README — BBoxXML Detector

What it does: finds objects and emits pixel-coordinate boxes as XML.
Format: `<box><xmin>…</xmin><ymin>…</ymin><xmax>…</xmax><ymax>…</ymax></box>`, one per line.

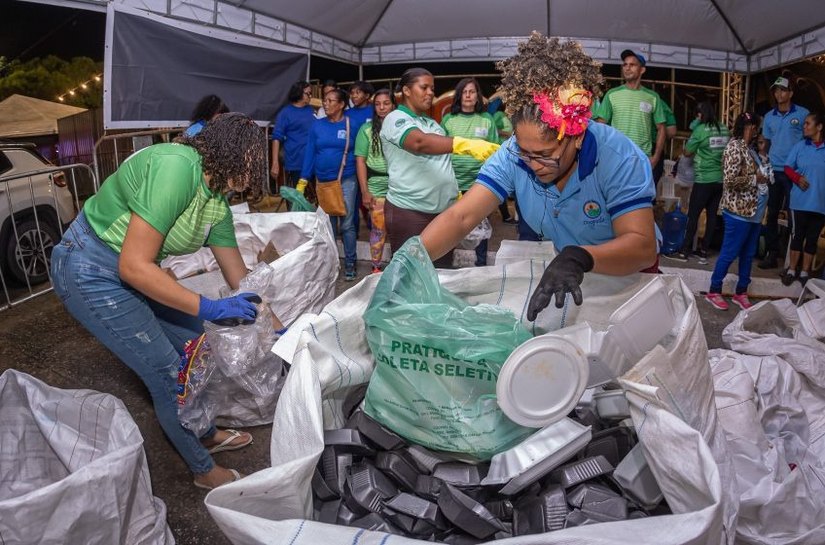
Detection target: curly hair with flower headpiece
<box><xmin>497</xmin><ymin>32</ymin><xmax>604</xmax><ymax>139</ymax></box>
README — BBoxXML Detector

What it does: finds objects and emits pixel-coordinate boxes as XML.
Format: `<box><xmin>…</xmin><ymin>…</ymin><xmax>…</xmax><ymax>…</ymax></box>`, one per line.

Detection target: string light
<box><xmin>57</xmin><ymin>73</ymin><xmax>103</xmax><ymax>102</ymax></box>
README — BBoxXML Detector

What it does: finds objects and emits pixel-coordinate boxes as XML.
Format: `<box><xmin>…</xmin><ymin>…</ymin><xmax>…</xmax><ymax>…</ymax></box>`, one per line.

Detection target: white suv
<box><xmin>0</xmin><ymin>143</ymin><xmax>78</xmax><ymax>285</ymax></box>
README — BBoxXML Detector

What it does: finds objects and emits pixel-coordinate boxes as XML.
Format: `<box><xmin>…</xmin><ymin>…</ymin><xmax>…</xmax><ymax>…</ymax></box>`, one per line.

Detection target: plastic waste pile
<box><xmin>206</xmin><ymin>240</ymin><xmax>734</xmax><ymax>545</ymax></box>
<box><xmin>308</xmin><ymin>245</ymin><xmax>677</xmax><ymax>540</ymax></box>
<box><xmin>310</xmin><ymin>383</ymin><xmax>668</xmax><ymax>541</ymax></box>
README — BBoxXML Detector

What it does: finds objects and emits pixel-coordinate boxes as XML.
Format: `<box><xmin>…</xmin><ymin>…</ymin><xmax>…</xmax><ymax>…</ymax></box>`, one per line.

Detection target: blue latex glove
<box><xmin>198</xmin><ymin>292</ymin><xmax>261</xmax><ymax>326</ymax></box>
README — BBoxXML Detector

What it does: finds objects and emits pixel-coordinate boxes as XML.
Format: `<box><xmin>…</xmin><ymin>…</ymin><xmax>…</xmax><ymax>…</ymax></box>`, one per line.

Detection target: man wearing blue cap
<box><xmin>759</xmin><ymin>75</ymin><xmax>810</xmax><ymax>269</ymax></box>
<box><xmin>595</xmin><ymin>49</ymin><xmax>667</xmax><ymax>172</ymax></box>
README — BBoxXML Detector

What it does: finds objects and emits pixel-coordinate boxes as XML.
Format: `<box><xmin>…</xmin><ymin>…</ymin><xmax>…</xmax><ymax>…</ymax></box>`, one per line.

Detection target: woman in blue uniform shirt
<box><xmin>421</xmin><ymin>33</ymin><xmax>658</xmax><ymax>320</ymax></box>
<box><xmin>782</xmin><ymin>112</ymin><xmax>825</xmax><ymax>286</ymax></box>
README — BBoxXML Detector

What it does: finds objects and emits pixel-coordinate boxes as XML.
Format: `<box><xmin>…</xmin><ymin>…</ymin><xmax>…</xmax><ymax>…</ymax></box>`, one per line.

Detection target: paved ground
<box><xmin>0</xmin><ymin>202</ymin><xmax>760</xmax><ymax>544</ymax></box>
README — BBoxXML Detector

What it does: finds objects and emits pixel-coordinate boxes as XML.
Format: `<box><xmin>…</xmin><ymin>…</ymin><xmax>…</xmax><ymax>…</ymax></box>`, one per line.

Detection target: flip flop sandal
<box><xmin>193</xmin><ymin>468</ymin><xmax>242</xmax><ymax>490</ymax></box>
<box><xmin>207</xmin><ymin>429</ymin><xmax>253</xmax><ymax>454</ymax></box>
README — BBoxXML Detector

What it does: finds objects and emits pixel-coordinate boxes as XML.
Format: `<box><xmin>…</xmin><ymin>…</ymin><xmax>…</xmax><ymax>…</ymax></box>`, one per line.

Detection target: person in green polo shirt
<box><xmin>595</xmin><ymin>49</ymin><xmax>667</xmax><ymax>167</ymax></box>
<box><xmin>666</xmin><ymin>101</ymin><xmax>730</xmax><ymax>262</ymax></box>
<box><xmin>355</xmin><ymin>88</ymin><xmax>396</xmax><ymax>273</ymax></box>
<box><xmin>380</xmin><ymin>67</ymin><xmax>499</xmax><ymax>268</ymax></box>
<box><xmin>441</xmin><ymin>77</ymin><xmax>500</xmax><ymax>266</ymax></box>
<box><xmin>50</xmin><ymin>113</ymin><xmax>265</xmax><ymax>491</ymax></box>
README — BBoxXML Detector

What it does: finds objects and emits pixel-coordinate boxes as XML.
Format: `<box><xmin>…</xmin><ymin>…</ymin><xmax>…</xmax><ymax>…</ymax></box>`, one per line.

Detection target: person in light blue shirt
<box><xmin>781</xmin><ymin>112</ymin><xmax>825</xmax><ymax>286</ymax></box>
<box><xmin>420</xmin><ymin>33</ymin><xmax>658</xmax><ymax>321</ymax></box>
<box><xmin>184</xmin><ymin>95</ymin><xmax>228</xmax><ymax>136</ymax></box>
<box><xmin>475</xmin><ymin>123</ymin><xmax>653</xmax><ymax>250</ymax></box>
<box><xmin>759</xmin><ymin>76</ymin><xmax>810</xmax><ymax>269</ymax></box>
<box><xmin>271</xmin><ymin>81</ymin><xmax>316</xmax><ymax>190</ymax></box>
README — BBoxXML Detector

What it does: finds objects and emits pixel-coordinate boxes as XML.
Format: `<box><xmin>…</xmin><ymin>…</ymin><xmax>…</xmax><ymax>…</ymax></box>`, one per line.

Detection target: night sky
<box><xmin>1</xmin><ymin>0</ymin><xmax>106</xmax><ymax>62</ymax></box>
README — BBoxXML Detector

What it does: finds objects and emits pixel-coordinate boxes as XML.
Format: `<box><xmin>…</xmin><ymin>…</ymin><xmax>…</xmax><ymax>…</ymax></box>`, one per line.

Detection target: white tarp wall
<box><xmin>97</xmin><ymin>0</ymin><xmax>825</xmax><ymax>72</ymax></box>
<box><xmin>21</xmin><ymin>0</ymin><xmax>825</xmax><ymax>125</ymax></box>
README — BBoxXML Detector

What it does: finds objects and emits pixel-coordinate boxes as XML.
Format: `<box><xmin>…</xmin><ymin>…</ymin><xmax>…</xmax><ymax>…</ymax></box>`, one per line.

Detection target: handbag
<box><xmin>315</xmin><ymin>117</ymin><xmax>350</xmax><ymax>217</ymax></box>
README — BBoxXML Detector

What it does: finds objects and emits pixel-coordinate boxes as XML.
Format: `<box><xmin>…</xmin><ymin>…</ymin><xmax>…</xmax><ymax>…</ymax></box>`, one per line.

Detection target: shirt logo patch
<box><xmin>583</xmin><ymin>201</ymin><xmax>602</xmax><ymax>219</ymax></box>
<box><xmin>639</xmin><ymin>101</ymin><xmax>653</xmax><ymax>114</ymax></box>
<box><xmin>337</xmin><ymin>130</ymin><xmax>347</xmax><ymax>139</ymax></box>
<box><xmin>395</xmin><ymin>118</ymin><xmax>407</xmax><ymax>128</ymax></box>
<box><xmin>791</xmin><ymin>118</ymin><xmax>800</xmax><ymax>126</ymax></box>
<box><xmin>709</xmin><ymin>136</ymin><xmax>729</xmax><ymax>149</ymax></box>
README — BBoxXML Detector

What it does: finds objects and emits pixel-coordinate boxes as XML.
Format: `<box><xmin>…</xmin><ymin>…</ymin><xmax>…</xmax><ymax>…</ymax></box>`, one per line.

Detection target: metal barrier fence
<box><xmin>1</xmin><ymin>163</ymin><xmax>95</xmax><ymax>311</ymax></box>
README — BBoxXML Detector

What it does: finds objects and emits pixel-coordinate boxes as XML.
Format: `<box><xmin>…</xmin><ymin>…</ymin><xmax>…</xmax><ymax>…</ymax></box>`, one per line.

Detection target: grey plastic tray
<box><xmin>437</xmin><ymin>483</ymin><xmax>505</xmax><ymax>539</ymax></box>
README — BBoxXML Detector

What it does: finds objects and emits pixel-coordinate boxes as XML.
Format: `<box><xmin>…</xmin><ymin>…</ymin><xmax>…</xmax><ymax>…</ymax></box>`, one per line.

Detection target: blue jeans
<box><xmin>710</xmin><ymin>214</ymin><xmax>761</xmax><ymax>294</ymax></box>
<box><xmin>50</xmin><ymin>212</ymin><xmax>216</xmax><ymax>475</ymax></box>
<box><xmin>329</xmin><ymin>175</ymin><xmax>358</xmax><ymax>269</ymax></box>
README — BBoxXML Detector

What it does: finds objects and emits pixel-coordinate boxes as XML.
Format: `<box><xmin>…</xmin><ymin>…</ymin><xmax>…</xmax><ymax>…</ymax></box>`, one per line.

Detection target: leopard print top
<box><xmin>720</xmin><ymin>138</ymin><xmax>759</xmax><ymax>218</ymax></box>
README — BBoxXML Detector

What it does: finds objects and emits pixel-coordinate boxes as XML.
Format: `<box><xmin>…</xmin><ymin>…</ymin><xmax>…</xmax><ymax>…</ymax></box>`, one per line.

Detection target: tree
<box><xmin>0</xmin><ymin>56</ymin><xmax>103</xmax><ymax>108</ymax></box>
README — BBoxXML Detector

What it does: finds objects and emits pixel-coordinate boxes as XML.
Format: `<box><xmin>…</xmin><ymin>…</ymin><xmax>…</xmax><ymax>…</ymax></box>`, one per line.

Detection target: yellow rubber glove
<box><xmin>296</xmin><ymin>178</ymin><xmax>309</xmax><ymax>194</ymax></box>
<box><xmin>452</xmin><ymin>136</ymin><xmax>500</xmax><ymax>161</ymax></box>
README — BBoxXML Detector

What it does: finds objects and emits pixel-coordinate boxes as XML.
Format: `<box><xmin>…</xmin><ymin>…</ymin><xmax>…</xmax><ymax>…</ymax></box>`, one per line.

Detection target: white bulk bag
<box><xmin>0</xmin><ymin>370</ymin><xmax>173</xmax><ymax>545</ymax></box>
<box><xmin>710</xmin><ymin>299</ymin><xmax>825</xmax><ymax>544</ymax></box>
<box><xmin>165</xmin><ymin>209</ymin><xmax>339</xmax><ymax>328</ymax></box>
<box><xmin>205</xmin><ymin>257</ymin><xmax>736</xmax><ymax>545</ymax></box>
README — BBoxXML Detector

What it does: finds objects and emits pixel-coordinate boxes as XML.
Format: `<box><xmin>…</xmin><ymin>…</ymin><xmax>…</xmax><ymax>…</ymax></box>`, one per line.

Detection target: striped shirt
<box><xmin>354</xmin><ymin>121</ymin><xmax>389</xmax><ymax>197</ymax></box>
<box><xmin>596</xmin><ymin>85</ymin><xmax>667</xmax><ymax>156</ymax></box>
<box><xmin>441</xmin><ymin>112</ymin><xmax>499</xmax><ymax>191</ymax></box>
<box><xmin>84</xmin><ymin>144</ymin><xmax>236</xmax><ymax>261</ymax></box>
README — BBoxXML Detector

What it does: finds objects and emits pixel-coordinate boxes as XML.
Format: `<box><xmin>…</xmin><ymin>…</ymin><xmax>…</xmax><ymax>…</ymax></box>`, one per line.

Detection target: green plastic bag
<box><xmin>279</xmin><ymin>186</ymin><xmax>315</xmax><ymax>212</ymax></box>
<box><xmin>363</xmin><ymin>237</ymin><xmax>534</xmax><ymax>460</ymax></box>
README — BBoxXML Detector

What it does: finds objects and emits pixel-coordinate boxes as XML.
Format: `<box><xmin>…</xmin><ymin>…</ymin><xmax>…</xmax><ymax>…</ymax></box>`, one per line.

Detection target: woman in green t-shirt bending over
<box><xmin>51</xmin><ymin>113</ymin><xmax>265</xmax><ymax>490</ymax></box>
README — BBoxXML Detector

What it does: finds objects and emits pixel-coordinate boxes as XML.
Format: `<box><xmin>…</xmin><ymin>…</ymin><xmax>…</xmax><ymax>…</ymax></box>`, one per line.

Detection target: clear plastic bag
<box><xmin>675</xmin><ymin>155</ymin><xmax>695</xmax><ymax>187</ymax></box>
<box><xmin>362</xmin><ymin>237</ymin><xmax>534</xmax><ymax>460</ymax></box>
<box><xmin>178</xmin><ymin>264</ymin><xmax>287</xmax><ymax>435</ymax></box>
<box><xmin>457</xmin><ymin>217</ymin><xmax>493</xmax><ymax>250</ymax></box>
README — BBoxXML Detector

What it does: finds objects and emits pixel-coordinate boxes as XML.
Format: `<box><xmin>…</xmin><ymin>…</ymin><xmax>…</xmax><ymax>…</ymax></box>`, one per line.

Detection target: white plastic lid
<box><xmin>607</xmin><ymin>276</ymin><xmax>676</xmax><ymax>362</ymax></box>
<box><xmin>497</xmin><ymin>334</ymin><xmax>589</xmax><ymax>428</ymax></box>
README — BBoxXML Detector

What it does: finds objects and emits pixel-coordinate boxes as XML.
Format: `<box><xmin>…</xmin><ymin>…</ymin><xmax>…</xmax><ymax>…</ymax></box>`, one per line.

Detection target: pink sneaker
<box><xmin>705</xmin><ymin>292</ymin><xmax>729</xmax><ymax>310</ymax></box>
<box><xmin>731</xmin><ymin>293</ymin><xmax>753</xmax><ymax>310</ymax></box>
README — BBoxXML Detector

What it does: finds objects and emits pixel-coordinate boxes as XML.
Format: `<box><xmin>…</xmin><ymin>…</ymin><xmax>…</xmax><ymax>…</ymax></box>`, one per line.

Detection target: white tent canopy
<box><xmin>22</xmin><ymin>0</ymin><xmax>825</xmax><ymax>72</ymax></box>
<box><xmin>0</xmin><ymin>94</ymin><xmax>86</xmax><ymax>139</ymax></box>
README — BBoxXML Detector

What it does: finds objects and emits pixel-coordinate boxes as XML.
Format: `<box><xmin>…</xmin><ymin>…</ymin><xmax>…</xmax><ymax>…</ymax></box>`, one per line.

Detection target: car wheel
<box><xmin>4</xmin><ymin>218</ymin><xmax>59</xmax><ymax>285</ymax></box>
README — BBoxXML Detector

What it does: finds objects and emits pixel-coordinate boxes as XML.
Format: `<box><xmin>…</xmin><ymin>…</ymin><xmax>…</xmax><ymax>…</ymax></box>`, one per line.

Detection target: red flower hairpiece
<box><xmin>533</xmin><ymin>87</ymin><xmax>593</xmax><ymax>140</ymax></box>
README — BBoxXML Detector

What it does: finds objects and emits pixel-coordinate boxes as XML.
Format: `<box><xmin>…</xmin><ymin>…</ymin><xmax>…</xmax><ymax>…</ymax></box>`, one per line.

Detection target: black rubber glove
<box><xmin>527</xmin><ymin>245</ymin><xmax>594</xmax><ymax>321</ymax></box>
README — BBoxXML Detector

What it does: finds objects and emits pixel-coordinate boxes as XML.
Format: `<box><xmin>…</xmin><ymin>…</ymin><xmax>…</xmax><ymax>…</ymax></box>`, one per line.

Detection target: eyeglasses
<box><xmin>506</xmin><ymin>139</ymin><xmax>570</xmax><ymax>169</ymax></box>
